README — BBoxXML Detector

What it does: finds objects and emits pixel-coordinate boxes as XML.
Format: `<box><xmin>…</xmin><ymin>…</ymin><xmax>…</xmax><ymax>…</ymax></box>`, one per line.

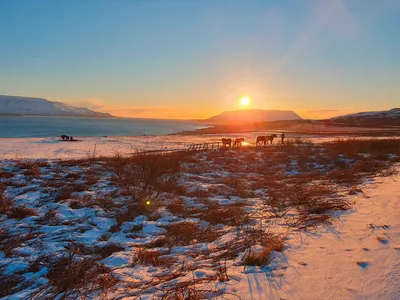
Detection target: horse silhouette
<box><xmin>221</xmin><ymin>138</ymin><xmax>232</xmax><ymax>148</ymax></box>
<box><xmin>233</xmin><ymin>138</ymin><xmax>245</xmax><ymax>147</ymax></box>
<box><xmin>256</xmin><ymin>134</ymin><xmax>277</xmax><ymax>145</ymax></box>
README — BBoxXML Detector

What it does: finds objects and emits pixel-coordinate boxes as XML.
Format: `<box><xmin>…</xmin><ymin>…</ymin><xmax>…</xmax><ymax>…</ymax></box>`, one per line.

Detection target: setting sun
<box><xmin>240</xmin><ymin>96</ymin><xmax>251</xmax><ymax>107</ymax></box>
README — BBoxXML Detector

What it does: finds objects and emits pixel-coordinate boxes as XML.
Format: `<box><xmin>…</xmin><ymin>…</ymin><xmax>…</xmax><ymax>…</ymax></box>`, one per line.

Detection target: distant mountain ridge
<box><xmin>0</xmin><ymin>95</ymin><xmax>113</xmax><ymax>118</ymax></box>
<box><xmin>331</xmin><ymin>108</ymin><xmax>400</xmax><ymax>127</ymax></box>
<box><xmin>332</xmin><ymin>108</ymin><xmax>400</xmax><ymax>120</ymax></box>
<box><xmin>205</xmin><ymin>109</ymin><xmax>302</xmax><ymax>124</ymax></box>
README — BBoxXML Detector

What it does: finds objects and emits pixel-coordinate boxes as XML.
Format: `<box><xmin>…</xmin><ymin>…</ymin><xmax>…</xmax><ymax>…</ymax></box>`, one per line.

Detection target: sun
<box><xmin>240</xmin><ymin>96</ymin><xmax>251</xmax><ymax>107</ymax></box>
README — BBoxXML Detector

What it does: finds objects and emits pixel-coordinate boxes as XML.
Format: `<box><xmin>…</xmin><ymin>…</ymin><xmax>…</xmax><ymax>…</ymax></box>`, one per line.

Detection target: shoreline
<box><xmin>174</xmin><ymin>123</ymin><xmax>400</xmax><ymax>137</ymax></box>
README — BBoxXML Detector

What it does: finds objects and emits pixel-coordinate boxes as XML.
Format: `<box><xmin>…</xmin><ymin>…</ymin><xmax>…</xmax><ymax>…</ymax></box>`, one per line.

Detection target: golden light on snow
<box><xmin>240</xmin><ymin>96</ymin><xmax>251</xmax><ymax>107</ymax></box>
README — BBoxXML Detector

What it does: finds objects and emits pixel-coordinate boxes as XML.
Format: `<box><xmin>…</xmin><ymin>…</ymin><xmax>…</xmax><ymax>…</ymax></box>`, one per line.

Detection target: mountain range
<box><xmin>0</xmin><ymin>95</ymin><xmax>113</xmax><ymax>118</ymax></box>
<box><xmin>330</xmin><ymin>108</ymin><xmax>400</xmax><ymax>127</ymax></box>
<box><xmin>205</xmin><ymin>109</ymin><xmax>302</xmax><ymax>124</ymax></box>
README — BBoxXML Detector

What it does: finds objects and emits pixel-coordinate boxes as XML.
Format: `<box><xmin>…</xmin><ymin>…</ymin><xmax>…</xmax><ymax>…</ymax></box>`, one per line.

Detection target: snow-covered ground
<box><xmin>1</xmin><ymin>139</ymin><xmax>399</xmax><ymax>299</ymax></box>
<box><xmin>232</xmin><ymin>170</ymin><xmax>400</xmax><ymax>300</ymax></box>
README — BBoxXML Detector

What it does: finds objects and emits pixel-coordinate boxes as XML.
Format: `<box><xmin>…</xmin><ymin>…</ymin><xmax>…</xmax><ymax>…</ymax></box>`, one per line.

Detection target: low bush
<box><xmin>33</xmin><ymin>256</ymin><xmax>117</xmax><ymax>299</ymax></box>
<box><xmin>163</xmin><ymin>222</ymin><xmax>220</xmax><ymax>246</ymax></box>
<box><xmin>110</xmin><ymin>152</ymin><xmax>181</xmax><ymax>213</ymax></box>
<box><xmin>200</xmin><ymin>202</ymin><xmax>250</xmax><ymax>226</ymax></box>
<box><xmin>0</xmin><ymin>269</ymin><xmax>26</xmax><ymax>298</ymax></box>
<box><xmin>8</xmin><ymin>205</ymin><xmax>37</xmax><ymax>220</ymax></box>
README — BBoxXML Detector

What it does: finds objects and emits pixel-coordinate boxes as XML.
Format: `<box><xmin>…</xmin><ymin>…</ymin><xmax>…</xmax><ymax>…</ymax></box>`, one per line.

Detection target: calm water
<box><xmin>0</xmin><ymin>116</ymin><xmax>207</xmax><ymax>138</ymax></box>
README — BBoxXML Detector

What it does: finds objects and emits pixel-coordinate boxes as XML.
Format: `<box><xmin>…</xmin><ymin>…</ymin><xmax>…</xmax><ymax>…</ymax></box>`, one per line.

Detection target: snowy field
<box><xmin>1</xmin><ymin>138</ymin><xmax>399</xmax><ymax>299</ymax></box>
<box><xmin>0</xmin><ymin>134</ymin><xmax>395</xmax><ymax>160</ymax></box>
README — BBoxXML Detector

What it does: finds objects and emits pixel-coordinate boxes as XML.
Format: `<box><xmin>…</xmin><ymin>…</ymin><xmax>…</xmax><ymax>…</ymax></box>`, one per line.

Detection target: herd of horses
<box><xmin>221</xmin><ymin>134</ymin><xmax>280</xmax><ymax>148</ymax></box>
<box><xmin>60</xmin><ymin>135</ymin><xmax>75</xmax><ymax>141</ymax></box>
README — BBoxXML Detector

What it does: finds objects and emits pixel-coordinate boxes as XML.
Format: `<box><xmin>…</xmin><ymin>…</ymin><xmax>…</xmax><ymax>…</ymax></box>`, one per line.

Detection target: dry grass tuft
<box><xmin>159</xmin><ymin>279</ymin><xmax>222</xmax><ymax>300</ymax></box>
<box><xmin>241</xmin><ymin>230</ymin><xmax>286</xmax><ymax>266</ymax></box>
<box><xmin>131</xmin><ymin>248</ymin><xmax>174</xmax><ymax>267</ymax></box>
<box><xmin>242</xmin><ymin>247</ymin><xmax>274</xmax><ymax>266</ymax></box>
<box><xmin>198</xmin><ymin>199</ymin><xmax>250</xmax><ymax>226</ymax></box>
<box><xmin>163</xmin><ymin>222</ymin><xmax>220</xmax><ymax>246</ymax></box>
<box><xmin>93</xmin><ymin>243</ymin><xmax>125</xmax><ymax>259</ymax></box>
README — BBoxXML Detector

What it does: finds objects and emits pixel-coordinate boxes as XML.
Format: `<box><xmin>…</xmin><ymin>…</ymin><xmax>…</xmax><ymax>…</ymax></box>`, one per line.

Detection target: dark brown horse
<box><xmin>233</xmin><ymin>138</ymin><xmax>245</xmax><ymax>147</ymax></box>
<box><xmin>256</xmin><ymin>134</ymin><xmax>277</xmax><ymax>145</ymax></box>
<box><xmin>221</xmin><ymin>138</ymin><xmax>232</xmax><ymax>148</ymax></box>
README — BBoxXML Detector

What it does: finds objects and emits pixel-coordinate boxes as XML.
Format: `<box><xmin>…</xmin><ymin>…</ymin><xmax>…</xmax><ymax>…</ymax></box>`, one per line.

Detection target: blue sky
<box><xmin>1</xmin><ymin>0</ymin><xmax>399</xmax><ymax>118</ymax></box>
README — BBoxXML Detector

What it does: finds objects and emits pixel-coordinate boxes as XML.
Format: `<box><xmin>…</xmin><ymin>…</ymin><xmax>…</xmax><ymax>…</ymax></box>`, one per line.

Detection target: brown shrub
<box><xmin>93</xmin><ymin>243</ymin><xmax>124</xmax><ymax>259</ymax></box>
<box><xmin>214</xmin><ymin>227</ymin><xmax>285</xmax><ymax>265</ymax></box>
<box><xmin>241</xmin><ymin>228</ymin><xmax>285</xmax><ymax>251</ymax></box>
<box><xmin>85</xmin><ymin>168</ymin><xmax>99</xmax><ymax>185</ymax></box>
<box><xmin>200</xmin><ymin>201</ymin><xmax>250</xmax><ymax>226</ymax></box>
<box><xmin>8</xmin><ymin>205</ymin><xmax>37</xmax><ymax>220</ymax></box>
<box><xmin>286</xmin><ymin>184</ymin><xmax>350</xmax><ymax>215</ymax></box>
<box><xmin>325</xmin><ymin>138</ymin><xmax>400</xmax><ymax>157</ymax></box>
<box><xmin>0</xmin><ymin>193</ymin><xmax>13</xmax><ymax>214</ymax></box>
<box><xmin>163</xmin><ymin>222</ymin><xmax>220</xmax><ymax>246</ymax></box>
<box><xmin>159</xmin><ymin>280</ymin><xmax>221</xmax><ymax>300</ymax></box>
<box><xmin>242</xmin><ymin>247</ymin><xmax>275</xmax><ymax>266</ymax></box>
<box><xmin>324</xmin><ymin>168</ymin><xmax>361</xmax><ymax>185</ymax></box>
<box><xmin>131</xmin><ymin>247</ymin><xmax>176</xmax><ymax>268</ymax></box>
<box><xmin>31</xmin><ymin>165</ymin><xmax>41</xmax><ymax>177</ymax></box>
<box><xmin>166</xmin><ymin>198</ymin><xmax>187</xmax><ymax>215</ymax></box>
<box><xmin>92</xmin><ymin>196</ymin><xmax>115</xmax><ymax>212</ymax></box>
<box><xmin>39</xmin><ymin>209</ymin><xmax>60</xmax><ymax>225</ymax></box>
<box><xmin>0</xmin><ymin>270</ymin><xmax>26</xmax><ymax>298</ymax></box>
<box><xmin>353</xmin><ymin>159</ymin><xmax>385</xmax><ymax>173</ymax></box>
<box><xmin>110</xmin><ymin>152</ymin><xmax>181</xmax><ymax>213</ymax></box>
<box><xmin>0</xmin><ymin>230</ymin><xmax>23</xmax><ymax>256</ymax></box>
<box><xmin>0</xmin><ymin>170</ymin><xmax>14</xmax><ymax>179</ymax></box>
<box><xmin>41</xmin><ymin>257</ymin><xmax>117</xmax><ymax>298</ymax></box>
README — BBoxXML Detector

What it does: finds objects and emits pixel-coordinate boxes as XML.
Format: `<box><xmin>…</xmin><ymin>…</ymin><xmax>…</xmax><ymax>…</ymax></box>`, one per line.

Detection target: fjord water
<box><xmin>0</xmin><ymin>116</ymin><xmax>206</xmax><ymax>138</ymax></box>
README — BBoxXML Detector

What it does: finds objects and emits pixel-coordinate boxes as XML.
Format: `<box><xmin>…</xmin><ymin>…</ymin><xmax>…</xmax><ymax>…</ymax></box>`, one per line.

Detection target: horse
<box><xmin>221</xmin><ymin>138</ymin><xmax>232</xmax><ymax>148</ymax></box>
<box><xmin>256</xmin><ymin>136</ymin><xmax>267</xmax><ymax>146</ymax></box>
<box><xmin>233</xmin><ymin>138</ymin><xmax>245</xmax><ymax>147</ymax></box>
<box><xmin>61</xmin><ymin>135</ymin><xmax>70</xmax><ymax>141</ymax></box>
<box><xmin>256</xmin><ymin>134</ymin><xmax>277</xmax><ymax>145</ymax></box>
<box><xmin>266</xmin><ymin>134</ymin><xmax>277</xmax><ymax>144</ymax></box>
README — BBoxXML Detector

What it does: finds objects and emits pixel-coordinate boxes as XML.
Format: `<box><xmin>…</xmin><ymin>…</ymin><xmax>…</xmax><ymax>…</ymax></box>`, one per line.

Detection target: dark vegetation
<box><xmin>0</xmin><ymin>138</ymin><xmax>399</xmax><ymax>298</ymax></box>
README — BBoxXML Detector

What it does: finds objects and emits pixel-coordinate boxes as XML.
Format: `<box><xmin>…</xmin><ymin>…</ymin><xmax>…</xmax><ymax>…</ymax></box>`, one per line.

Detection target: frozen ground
<box><xmin>0</xmin><ymin>139</ymin><xmax>399</xmax><ymax>299</ymax></box>
<box><xmin>0</xmin><ymin>134</ymin><xmax>396</xmax><ymax>159</ymax></box>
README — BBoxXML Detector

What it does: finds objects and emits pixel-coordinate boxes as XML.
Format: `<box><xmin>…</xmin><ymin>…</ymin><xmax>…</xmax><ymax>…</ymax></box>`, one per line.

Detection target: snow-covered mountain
<box><xmin>0</xmin><ymin>95</ymin><xmax>113</xmax><ymax>117</ymax></box>
<box><xmin>332</xmin><ymin>108</ymin><xmax>400</xmax><ymax>120</ymax></box>
<box><xmin>205</xmin><ymin>109</ymin><xmax>302</xmax><ymax>124</ymax></box>
<box><xmin>331</xmin><ymin>108</ymin><xmax>400</xmax><ymax>126</ymax></box>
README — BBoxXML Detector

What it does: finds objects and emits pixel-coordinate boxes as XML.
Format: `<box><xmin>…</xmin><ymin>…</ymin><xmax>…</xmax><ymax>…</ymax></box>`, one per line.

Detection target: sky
<box><xmin>1</xmin><ymin>0</ymin><xmax>400</xmax><ymax>119</ymax></box>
